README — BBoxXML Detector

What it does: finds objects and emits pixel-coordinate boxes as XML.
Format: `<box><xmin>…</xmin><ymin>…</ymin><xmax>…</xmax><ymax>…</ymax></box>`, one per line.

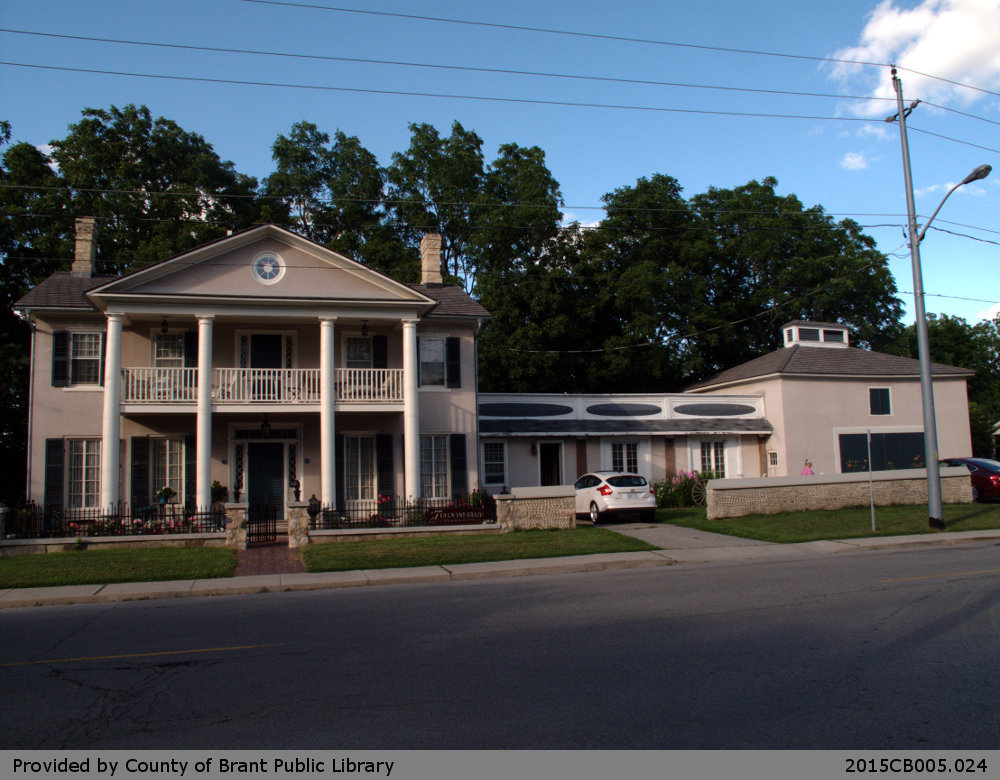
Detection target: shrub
<box><xmin>654</xmin><ymin>470</ymin><xmax>703</xmax><ymax>508</ymax></box>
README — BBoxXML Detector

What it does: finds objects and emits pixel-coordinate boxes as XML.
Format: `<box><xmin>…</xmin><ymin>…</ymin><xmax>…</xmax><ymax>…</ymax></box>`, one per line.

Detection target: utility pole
<box><xmin>885</xmin><ymin>67</ymin><xmax>992</xmax><ymax>529</ymax></box>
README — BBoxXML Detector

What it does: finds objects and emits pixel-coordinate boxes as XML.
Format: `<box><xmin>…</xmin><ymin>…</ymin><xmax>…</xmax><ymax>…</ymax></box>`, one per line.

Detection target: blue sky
<box><xmin>2</xmin><ymin>0</ymin><xmax>998</xmax><ymax>324</ymax></box>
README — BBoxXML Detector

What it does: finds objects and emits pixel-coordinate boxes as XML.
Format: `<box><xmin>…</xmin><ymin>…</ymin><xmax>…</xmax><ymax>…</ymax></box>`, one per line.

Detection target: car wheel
<box><xmin>589</xmin><ymin>502</ymin><xmax>602</xmax><ymax>524</ymax></box>
<box><xmin>972</xmin><ymin>485</ymin><xmax>981</xmax><ymax>502</ymax></box>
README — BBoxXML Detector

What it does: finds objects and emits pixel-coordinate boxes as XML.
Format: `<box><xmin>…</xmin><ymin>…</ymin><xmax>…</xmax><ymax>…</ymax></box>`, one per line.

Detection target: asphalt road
<box><xmin>2</xmin><ymin>541</ymin><xmax>999</xmax><ymax>749</ymax></box>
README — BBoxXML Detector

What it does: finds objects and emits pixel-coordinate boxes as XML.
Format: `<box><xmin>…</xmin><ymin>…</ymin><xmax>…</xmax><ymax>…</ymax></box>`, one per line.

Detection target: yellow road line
<box><xmin>880</xmin><ymin>569</ymin><xmax>1000</xmax><ymax>583</ymax></box>
<box><xmin>0</xmin><ymin>643</ymin><xmax>284</xmax><ymax>667</ymax></box>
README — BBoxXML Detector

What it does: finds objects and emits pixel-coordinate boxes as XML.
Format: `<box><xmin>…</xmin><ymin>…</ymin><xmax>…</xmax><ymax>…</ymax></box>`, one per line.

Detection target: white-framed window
<box><xmin>344</xmin><ymin>436</ymin><xmax>376</xmax><ymax>501</ymax></box>
<box><xmin>612</xmin><ymin>442</ymin><xmax>639</xmax><ymax>473</ymax></box>
<box><xmin>67</xmin><ymin>438</ymin><xmax>101</xmax><ymax>508</ymax></box>
<box><xmin>482</xmin><ymin>441</ymin><xmax>507</xmax><ymax>486</ymax></box>
<box><xmin>420</xmin><ymin>435</ymin><xmax>449</xmax><ymax>498</ymax></box>
<box><xmin>345</xmin><ymin>337</ymin><xmax>372</xmax><ymax>369</ymax></box>
<box><xmin>70</xmin><ymin>332</ymin><xmax>103</xmax><ymax>385</ymax></box>
<box><xmin>152</xmin><ymin>438</ymin><xmax>184</xmax><ymax>504</ymax></box>
<box><xmin>419</xmin><ymin>337</ymin><xmax>446</xmax><ymax>387</ymax></box>
<box><xmin>768</xmin><ymin>451</ymin><xmax>779</xmax><ymax>468</ymax></box>
<box><xmin>869</xmin><ymin>387</ymin><xmax>891</xmax><ymax>416</ymax></box>
<box><xmin>154</xmin><ymin>334</ymin><xmax>185</xmax><ymax>368</ymax></box>
<box><xmin>700</xmin><ymin>441</ymin><xmax>726</xmax><ymax>478</ymax></box>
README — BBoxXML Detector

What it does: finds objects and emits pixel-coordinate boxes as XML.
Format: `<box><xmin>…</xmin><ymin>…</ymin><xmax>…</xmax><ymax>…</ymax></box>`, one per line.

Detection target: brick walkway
<box><xmin>233</xmin><ymin>537</ymin><xmax>306</xmax><ymax>576</ymax></box>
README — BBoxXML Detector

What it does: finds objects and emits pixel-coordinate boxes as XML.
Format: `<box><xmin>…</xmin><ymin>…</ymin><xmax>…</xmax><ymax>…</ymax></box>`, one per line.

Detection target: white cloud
<box><xmin>976</xmin><ymin>300</ymin><xmax>1000</xmax><ymax>321</ymax></box>
<box><xmin>828</xmin><ymin>0</ymin><xmax>1000</xmax><ymax>117</ymax></box>
<box><xmin>841</xmin><ymin>152</ymin><xmax>870</xmax><ymax>170</ymax></box>
<box><xmin>560</xmin><ymin>211</ymin><xmax>600</xmax><ymax>228</ymax></box>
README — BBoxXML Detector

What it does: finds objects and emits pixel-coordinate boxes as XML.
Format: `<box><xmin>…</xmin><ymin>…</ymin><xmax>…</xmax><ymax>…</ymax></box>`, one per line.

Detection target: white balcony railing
<box><xmin>122</xmin><ymin>367</ymin><xmax>404</xmax><ymax>405</ymax></box>
<box><xmin>122</xmin><ymin>367</ymin><xmax>198</xmax><ymax>403</ymax></box>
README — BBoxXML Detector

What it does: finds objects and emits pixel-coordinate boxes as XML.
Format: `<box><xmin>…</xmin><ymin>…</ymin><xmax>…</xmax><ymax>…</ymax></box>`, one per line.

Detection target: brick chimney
<box><xmin>419</xmin><ymin>233</ymin><xmax>443</xmax><ymax>285</ymax></box>
<box><xmin>71</xmin><ymin>217</ymin><xmax>98</xmax><ymax>277</ymax></box>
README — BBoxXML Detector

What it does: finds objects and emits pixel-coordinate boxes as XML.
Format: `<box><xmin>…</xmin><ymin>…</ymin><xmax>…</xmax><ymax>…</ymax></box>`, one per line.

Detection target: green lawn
<box><xmin>301</xmin><ymin>526</ymin><xmax>657</xmax><ymax>573</ymax></box>
<box><xmin>657</xmin><ymin>502</ymin><xmax>1000</xmax><ymax>543</ymax></box>
<box><xmin>0</xmin><ymin>546</ymin><xmax>237</xmax><ymax>589</ymax></box>
<box><xmin>4</xmin><ymin>504</ymin><xmax>998</xmax><ymax>589</ymax></box>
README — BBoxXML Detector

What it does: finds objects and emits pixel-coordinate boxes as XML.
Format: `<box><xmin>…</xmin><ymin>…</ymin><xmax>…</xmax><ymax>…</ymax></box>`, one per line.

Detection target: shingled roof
<box><xmin>688</xmin><ymin>343</ymin><xmax>973</xmax><ymax>391</ymax></box>
<box><xmin>406</xmin><ymin>283</ymin><xmax>491</xmax><ymax>319</ymax></box>
<box><xmin>16</xmin><ymin>274</ymin><xmax>490</xmax><ymax>320</ymax></box>
<box><xmin>480</xmin><ymin>418</ymin><xmax>773</xmax><ymax>436</ymax></box>
<box><xmin>14</xmin><ymin>272</ymin><xmax>113</xmax><ymax>312</ymax></box>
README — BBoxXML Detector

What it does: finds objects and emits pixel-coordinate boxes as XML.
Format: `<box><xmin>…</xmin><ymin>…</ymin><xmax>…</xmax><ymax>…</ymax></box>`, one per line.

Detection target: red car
<box><xmin>939</xmin><ymin>458</ymin><xmax>1000</xmax><ymax>502</ymax></box>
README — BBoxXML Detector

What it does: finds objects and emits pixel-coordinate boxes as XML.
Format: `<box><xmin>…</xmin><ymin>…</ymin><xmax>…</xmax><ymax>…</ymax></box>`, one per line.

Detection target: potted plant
<box><xmin>211</xmin><ymin>480</ymin><xmax>228</xmax><ymax>505</ymax></box>
<box><xmin>155</xmin><ymin>485</ymin><xmax>177</xmax><ymax>504</ymax></box>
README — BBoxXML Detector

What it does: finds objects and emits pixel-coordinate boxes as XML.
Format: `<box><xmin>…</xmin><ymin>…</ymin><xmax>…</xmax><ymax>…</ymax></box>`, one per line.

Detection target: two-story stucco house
<box><xmin>15</xmin><ymin>219</ymin><xmax>489</xmax><ymax>523</ymax></box>
<box><xmin>685</xmin><ymin>320</ymin><xmax>974</xmax><ymax>477</ymax></box>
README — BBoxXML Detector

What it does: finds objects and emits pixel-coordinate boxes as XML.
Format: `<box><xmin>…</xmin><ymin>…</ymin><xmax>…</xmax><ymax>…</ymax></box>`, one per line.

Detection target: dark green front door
<box><xmin>248</xmin><ymin>442</ymin><xmax>283</xmax><ymax>509</ymax></box>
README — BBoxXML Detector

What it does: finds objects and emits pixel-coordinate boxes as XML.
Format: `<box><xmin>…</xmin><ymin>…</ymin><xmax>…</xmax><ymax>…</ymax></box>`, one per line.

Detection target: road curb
<box><xmin>2</xmin><ymin>530</ymin><xmax>997</xmax><ymax>609</ymax></box>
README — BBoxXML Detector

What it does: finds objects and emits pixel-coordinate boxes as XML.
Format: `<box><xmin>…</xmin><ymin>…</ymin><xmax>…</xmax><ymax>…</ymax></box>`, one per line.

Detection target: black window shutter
<box><xmin>450</xmin><ymin>433</ymin><xmax>468</xmax><ymax>498</ymax></box>
<box><xmin>51</xmin><ymin>331</ymin><xmax>69</xmax><ymax>387</ymax></box>
<box><xmin>335</xmin><ymin>434</ymin><xmax>345</xmax><ymax>512</ymax></box>
<box><xmin>416</xmin><ymin>336</ymin><xmax>421</xmax><ymax>385</ymax></box>
<box><xmin>131</xmin><ymin>436</ymin><xmax>150</xmax><ymax>508</ymax></box>
<box><xmin>376</xmin><ymin>434</ymin><xmax>394</xmax><ymax>498</ymax></box>
<box><xmin>44</xmin><ymin>438</ymin><xmax>65</xmax><ymax>510</ymax></box>
<box><xmin>184</xmin><ymin>331</ymin><xmax>198</xmax><ymax>368</ymax></box>
<box><xmin>99</xmin><ymin>332</ymin><xmax>107</xmax><ymax>387</ymax></box>
<box><xmin>184</xmin><ymin>435</ymin><xmax>197</xmax><ymax>509</ymax></box>
<box><xmin>372</xmin><ymin>334</ymin><xmax>388</xmax><ymax>369</ymax></box>
<box><xmin>446</xmin><ymin>337</ymin><xmax>461</xmax><ymax>388</ymax></box>
<box><xmin>118</xmin><ymin>439</ymin><xmax>125</xmax><ymax>505</ymax></box>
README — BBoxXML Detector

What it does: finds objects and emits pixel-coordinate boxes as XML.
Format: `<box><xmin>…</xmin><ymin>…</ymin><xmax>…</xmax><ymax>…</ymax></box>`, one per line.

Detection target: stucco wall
<box><xmin>694</xmin><ymin>374</ymin><xmax>972</xmax><ymax>478</ymax></box>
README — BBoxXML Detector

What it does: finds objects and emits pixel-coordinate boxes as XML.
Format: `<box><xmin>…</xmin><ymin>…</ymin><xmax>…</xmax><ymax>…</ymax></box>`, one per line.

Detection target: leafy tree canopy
<box><xmin>886</xmin><ymin>314</ymin><xmax>1000</xmax><ymax>458</ymax></box>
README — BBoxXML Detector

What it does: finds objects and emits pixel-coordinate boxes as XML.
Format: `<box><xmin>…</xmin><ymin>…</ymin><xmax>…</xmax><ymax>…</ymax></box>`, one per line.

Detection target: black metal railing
<box><xmin>308</xmin><ymin>493</ymin><xmax>496</xmax><ymax>530</ymax></box>
<box><xmin>2</xmin><ymin>503</ymin><xmax>227</xmax><ymax>540</ymax></box>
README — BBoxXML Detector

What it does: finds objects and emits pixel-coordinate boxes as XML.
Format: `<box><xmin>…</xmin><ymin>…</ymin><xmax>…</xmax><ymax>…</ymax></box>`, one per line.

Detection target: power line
<box><xmin>0</xmin><ymin>61</ymin><xmax>884</xmax><ymax>123</ymax></box>
<box><xmin>4</xmin><ymin>29</ymin><xmax>998</xmax><ymax>127</ymax></box>
<box><xmin>907</xmin><ymin>125</ymin><xmax>1000</xmax><ymax>155</ymax></box>
<box><xmin>4</xmin><ymin>183</ymin><xmax>998</xmax><ymax>241</ymax></box>
<box><xmin>239</xmin><ymin>0</ymin><xmax>1000</xmax><ymax>98</ymax></box>
<box><xmin>0</xmin><ymin>28</ymin><xmax>899</xmax><ymax>104</ymax></box>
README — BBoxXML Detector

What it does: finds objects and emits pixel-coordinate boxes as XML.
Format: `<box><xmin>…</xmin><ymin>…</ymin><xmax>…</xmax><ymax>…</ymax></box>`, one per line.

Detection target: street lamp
<box><xmin>889</xmin><ymin>68</ymin><xmax>992</xmax><ymax>528</ymax></box>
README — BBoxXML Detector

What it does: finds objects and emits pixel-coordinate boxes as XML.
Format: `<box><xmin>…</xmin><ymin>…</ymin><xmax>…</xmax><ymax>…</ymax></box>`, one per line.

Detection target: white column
<box><xmin>100</xmin><ymin>313</ymin><xmax>123</xmax><ymax>510</ymax></box>
<box><xmin>320</xmin><ymin>317</ymin><xmax>337</xmax><ymax>506</ymax></box>
<box><xmin>196</xmin><ymin>315</ymin><xmax>214</xmax><ymax>508</ymax></box>
<box><xmin>402</xmin><ymin>319</ymin><xmax>420</xmax><ymax>501</ymax></box>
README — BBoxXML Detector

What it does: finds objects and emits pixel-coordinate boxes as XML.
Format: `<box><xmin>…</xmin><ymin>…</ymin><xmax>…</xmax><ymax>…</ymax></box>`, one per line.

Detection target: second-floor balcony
<box><xmin>122</xmin><ymin>367</ymin><xmax>404</xmax><ymax>406</ymax></box>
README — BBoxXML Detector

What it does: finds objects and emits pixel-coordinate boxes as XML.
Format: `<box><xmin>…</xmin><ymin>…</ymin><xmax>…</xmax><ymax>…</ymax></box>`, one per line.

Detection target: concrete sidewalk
<box><xmin>2</xmin><ymin>525</ymin><xmax>999</xmax><ymax>609</ymax></box>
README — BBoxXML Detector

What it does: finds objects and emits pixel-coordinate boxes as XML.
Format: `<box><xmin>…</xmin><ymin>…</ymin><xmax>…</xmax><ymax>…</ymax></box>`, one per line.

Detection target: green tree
<box><xmin>50</xmin><ymin>104</ymin><xmax>263</xmax><ymax>273</ymax></box>
<box><xmin>683</xmin><ymin>177</ymin><xmax>903</xmax><ymax>379</ymax></box>
<box><xmin>386</xmin><ymin>121</ymin><xmax>486</xmax><ymax>288</ymax></box>
<box><xmin>887</xmin><ymin>314</ymin><xmax>1000</xmax><ymax>458</ymax></box>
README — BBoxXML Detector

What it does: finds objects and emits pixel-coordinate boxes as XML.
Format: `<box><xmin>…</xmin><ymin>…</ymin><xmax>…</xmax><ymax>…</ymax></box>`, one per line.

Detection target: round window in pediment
<box><xmin>251</xmin><ymin>252</ymin><xmax>285</xmax><ymax>285</ymax></box>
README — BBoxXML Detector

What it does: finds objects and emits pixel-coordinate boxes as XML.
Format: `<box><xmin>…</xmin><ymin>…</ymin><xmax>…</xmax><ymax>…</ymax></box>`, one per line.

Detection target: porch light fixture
<box><xmin>361</xmin><ymin>320</ymin><xmax>369</xmax><ymax>338</ymax></box>
<box><xmin>260</xmin><ymin>417</ymin><xmax>271</xmax><ymax>438</ymax></box>
<box><xmin>160</xmin><ymin>317</ymin><xmax>169</xmax><ymax>334</ymax></box>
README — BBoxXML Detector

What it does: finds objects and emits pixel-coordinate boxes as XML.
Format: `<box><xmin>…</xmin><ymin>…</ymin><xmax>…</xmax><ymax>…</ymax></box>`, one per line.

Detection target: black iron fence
<box><xmin>308</xmin><ymin>493</ymin><xmax>496</xmax><ymax>530</ymax></box>
<box><xmin>2</xmin><ymin>503</ymin><xmax>227</xmax><ymax>540</ymax></box>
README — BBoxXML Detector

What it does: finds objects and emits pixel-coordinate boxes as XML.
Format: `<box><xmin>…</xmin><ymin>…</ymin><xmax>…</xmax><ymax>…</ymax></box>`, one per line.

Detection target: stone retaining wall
<box><xmin>707</xmin><ymin>467</ymin><xmax>973</xmax><ymax>519</ymax></box>
<box><xmin>495</xmin><ymin>486</ymin><xmax>577</xmax><ymax>530</ymax></box>
<box><xmin>1</xmin><ymin>534</ymin><xmax>226</xmax><ymax>556</ymax></box>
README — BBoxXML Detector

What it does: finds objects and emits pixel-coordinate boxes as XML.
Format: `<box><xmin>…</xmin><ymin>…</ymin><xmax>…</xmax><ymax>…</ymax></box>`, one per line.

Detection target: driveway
<box><xmin>602</xmin><ymin>521</ymin><xmax>775</xmax><ymax>549</ymax></box>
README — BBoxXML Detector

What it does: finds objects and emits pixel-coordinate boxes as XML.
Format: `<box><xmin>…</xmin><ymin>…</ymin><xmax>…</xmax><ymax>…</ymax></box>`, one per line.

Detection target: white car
<box><xmin>574</xmin><ymin>471</ymin><xmax>657</xmax><ymax>524</ymax></box>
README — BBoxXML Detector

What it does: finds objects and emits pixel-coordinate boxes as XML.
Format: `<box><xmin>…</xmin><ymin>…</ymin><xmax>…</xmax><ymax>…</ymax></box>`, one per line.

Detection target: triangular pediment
<box><xmin>88</xmin><ymin>224</ymin><xmax>433</xmax><ymax>309</ymax></box>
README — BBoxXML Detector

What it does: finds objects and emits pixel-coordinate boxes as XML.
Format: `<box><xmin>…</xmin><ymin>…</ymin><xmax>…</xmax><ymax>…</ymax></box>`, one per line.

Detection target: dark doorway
<box><xmin>250</xmin><ymin>334</ymin><xmax>282</xmax><ymax>368</ymax></box>
<box><xmin>539</xmin><ymin>443</ymin><xmax>562</xmax><ymax>486</ymax></box>
<box><xmin>247</xmin><ymin>442</ymin><xmax>283</xmax><ymax>544</ymax></box>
